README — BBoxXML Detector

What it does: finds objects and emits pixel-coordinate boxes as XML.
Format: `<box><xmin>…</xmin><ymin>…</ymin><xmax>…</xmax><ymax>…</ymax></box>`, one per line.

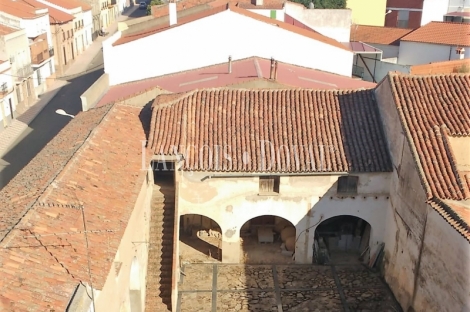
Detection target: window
<box><xmin>16</xmin><ymin>86</ymin><xmax>23</xmax><ymax>102</ymax></box>
<box><xmin>337</xmin><ymin>176</ymin><xmax>359</xmax><ymax>195</ymax></box>
<box><xmin>26</xmin><ymin>79</ymin><xmax>31</xmax><ymax>97</ymax></box>
<box><xmin>259</xmin><ymin>176</ymin><xmax>280</xmax><ymax>194</ymax></box>
<box><xmin>270</xmin><ymin>10</ymin><xmax>276</xmax><ymax>19</ymax></box>
<box><xmin>62</xmin><ymin>32</ymin><xmax>65</xmax><ymax>41</ymax></box>
<box><xmin>37</xmin><ymin>70</ymin><xmax>42</xmax><ymax>86</ymax></box>
<box><xmin>397</xmin><ymin>10</ymin><xmax>409</xmax><ymax>28</ymax></box>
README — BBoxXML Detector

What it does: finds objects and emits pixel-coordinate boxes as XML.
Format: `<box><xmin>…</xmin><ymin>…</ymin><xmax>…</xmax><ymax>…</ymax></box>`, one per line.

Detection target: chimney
<box><xmin>269</xmin><ymin>57</ymin><xmax>275</xmax><ymax>80</ymax></box>
<box><xmin>273</xmin><ymin>61</ymin><xmax>278</xmax><ymax>81</ymax></box>
<box><xmin>255</xmin><ymin>0</ymin><xmax>263</xmax><ymax>6</ymax></box>
<box><xmin>228</xmin><ymin>56</ymin><xmax>232</xmax><ymax>74</ymax></box>
<box><xmin>169</xmin><ymin>1</ymin><xmax>177</xmax><ymax>26</ymax></box>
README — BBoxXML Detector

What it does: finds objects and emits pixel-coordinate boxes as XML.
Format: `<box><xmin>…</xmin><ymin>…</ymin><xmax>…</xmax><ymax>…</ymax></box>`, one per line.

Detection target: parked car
<box><xmin>139</xmin><ymin>2</ymin><xmax>147</xmax><ymax>9</ymax></box>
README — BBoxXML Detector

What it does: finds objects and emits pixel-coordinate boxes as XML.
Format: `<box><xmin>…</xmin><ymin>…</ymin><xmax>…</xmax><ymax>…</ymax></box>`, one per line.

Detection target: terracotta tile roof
<box><xmin>389</xmin><ymin>73</ymin><xmax>470</xmax><ymax>201</ymax></box>
<box><xmin>350</xmin><ymin>24</ymin><xmax>415</xmax><ymax>46</ymax></box>
<box><xmin>27</xmin><ymin>0</ymin><xmax>75</xmax><ymax>23</ymax></box>
<box><xmin>115</xmin><ymin>3</ymin><xmax>350</xmax><ymax>51</ymax></box>
<box><xmin>0</xmin><ymin>24</ymin><xmax>19</xmax><ymax>36</ymax></box>
<box><xmin>428</xmin><ymin>199</ymin><xmax>470</xmax><ymax>242</ymax></box>
<box><xmin>97</xmin><ymin>57</ymin><xmax>375</xmax><ymax>107</ymax></box>
<box><xmin>41</xmin><ymin>0</ymin><xmax>92</xmax><ymax>11</ymax></box>
<box><xmin>0</xmin><ymin>0</ymin><xmax>48</xmax><ymax>19</ymax></box>
<box><xmin>401</xmin><ymin>22</ymin><xmax>470</xmax><ymax>47</ymax></box>
<box><xmin>152</xmin><ymin>0</ymin><xmax>284</xmax><ymax>18</ymax></box>
<box><xmin>0</xmin><ymin>104</ymin><xmax>150</xmax><ymax>311</ymax></box>
<box><xmin>148</xmin><ymin>88</ymin><xmax>392</xmax><ymax>173</ymax></box>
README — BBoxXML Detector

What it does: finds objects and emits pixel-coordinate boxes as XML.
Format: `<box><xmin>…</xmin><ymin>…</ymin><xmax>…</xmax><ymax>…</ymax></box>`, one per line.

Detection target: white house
<box><xmin>0</xmin><ymin>0</ymin><xmax>55</xmax><ymax>95</ymax></box>
<box><xmin>398</xmin><ymin>21</ymin><xmax>470</xmax><ymax>65</ymax></box>
<box><xmin>284</xmin><ymin>1</ymin><xmax>352</xmax><ymax>42</ymax></box>
<box><xmin>0</xmin><ymin>59</ymin><xmax>16</xmax><ymax>131</ymax></box>
<box><xmin>104</xmin><ymin>3</ymin><xmax>353</xmax><ymax>85</ymax></box>
<box><xmin>36</xmin><ymin>0</ymin><xmax>93</xmax><ymax>55</ymax></box>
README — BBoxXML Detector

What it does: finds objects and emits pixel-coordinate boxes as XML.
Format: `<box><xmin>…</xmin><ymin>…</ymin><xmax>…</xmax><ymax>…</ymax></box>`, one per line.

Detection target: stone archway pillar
<box><xmin>222</xmin><ymin>227</ymin><xmax>240</xmax><ymax>263</ymax></box>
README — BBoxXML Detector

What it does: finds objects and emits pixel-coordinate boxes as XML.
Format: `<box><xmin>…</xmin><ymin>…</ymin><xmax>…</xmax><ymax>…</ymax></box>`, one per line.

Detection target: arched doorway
<box><xmin>179</xmin><ymin>214</ymin><xmax>222</xmax><ymax>262</ymax></box>
<box><xmin>240</xmin><ymin>215</ymin><xmax>295</xmax><ymax>264</ymax></box>
<box><xmin>313</xmin><ymin>215</ymin><xmax>371</xmax><ymax>265</ymax></box>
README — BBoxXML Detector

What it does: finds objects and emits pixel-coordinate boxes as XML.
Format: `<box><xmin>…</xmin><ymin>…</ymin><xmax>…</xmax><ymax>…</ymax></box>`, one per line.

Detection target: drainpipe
<box><xmin>273</xmin><ymin>61</ymin><xmax>278</xmax><ymax>81</ymax></box>
<box><xmin>269</xmin><ymin>57</ymin><xmax>275</xmax><ymax>80</ymax></box>
<box><xmin>200</xmin><ymin>171</ymin><xmax>349</xmax><ymax>182</ymax></box>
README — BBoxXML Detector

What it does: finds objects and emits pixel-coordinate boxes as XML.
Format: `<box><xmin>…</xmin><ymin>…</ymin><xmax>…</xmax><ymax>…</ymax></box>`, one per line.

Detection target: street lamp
<box><xmin>385</xmin><ymin>9</ymin><xmax>392</xmax><ymax>15</ymax></box>
<box><xmin>55</xmin><ymin>109</ymin><xmax>75</xmax><ymax>118</ymax></box>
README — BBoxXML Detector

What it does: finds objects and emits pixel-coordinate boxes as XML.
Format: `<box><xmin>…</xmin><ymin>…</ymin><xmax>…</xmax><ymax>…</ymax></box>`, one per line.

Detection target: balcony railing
<box><xmin>352</xmin><ymin>65</ymin><xmax>364</xmax><ymax>78</ymax></box>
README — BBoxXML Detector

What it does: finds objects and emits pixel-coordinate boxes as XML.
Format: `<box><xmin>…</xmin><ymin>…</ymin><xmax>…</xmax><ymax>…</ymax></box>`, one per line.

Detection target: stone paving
<box><xmin>177</xmin><ymin>264</ymin><xmax>402</xmax><ymax>312</ymax></box>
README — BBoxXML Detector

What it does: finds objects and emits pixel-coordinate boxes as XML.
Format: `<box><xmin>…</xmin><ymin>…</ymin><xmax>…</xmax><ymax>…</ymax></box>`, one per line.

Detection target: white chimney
<box><xmin>169</xmin><ymin>2</ymin><xmax>177</xmax><ymax>26</ymax></box>
<box><xmin>255</xmin><ymin>0</ymin><xmax>263</xmax><ymax>6</ymax></box>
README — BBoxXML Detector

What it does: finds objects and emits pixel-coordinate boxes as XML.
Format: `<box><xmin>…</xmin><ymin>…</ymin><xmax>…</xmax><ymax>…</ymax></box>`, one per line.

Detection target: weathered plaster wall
<box><xmin>375</xmin><ymin>78</ymin><xmax>428</xmax><ymax>311</ymax></box>
<box><xmin>413</xmin><ymin>206</ymin><xmax>470</xmax><ymax>312</ymax></box>
<box><xmin>176</xmin><ymin>171</ymin><xmax>390</xmax><ymax>264</ymax></box>
<box><xmin>94</xmin><ymin>169</ymin><xmax>153</xmax><ymax>312</ymax></box>
<box><xmin>374</xmin><ymin>78</ymin><xmax>470</xmax><ymax>312</ymax></box>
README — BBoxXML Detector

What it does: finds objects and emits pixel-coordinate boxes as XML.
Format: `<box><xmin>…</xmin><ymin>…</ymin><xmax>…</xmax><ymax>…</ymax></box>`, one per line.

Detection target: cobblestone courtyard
<box><xmin>177</xmin><ymin>264</ymin><xmax>402</xmax><ymax>312</ymax></box>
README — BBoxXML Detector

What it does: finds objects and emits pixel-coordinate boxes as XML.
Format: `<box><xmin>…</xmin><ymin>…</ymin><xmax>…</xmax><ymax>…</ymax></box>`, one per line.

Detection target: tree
<box><xmin>290</xmin><ymin>0</ymin><xmax>346</xmax><ymax>9</ymax></box>
<box><xmin>147</xmin><ymin>0</ymin><xmax>163</xmax><ymax>15</ymax></box>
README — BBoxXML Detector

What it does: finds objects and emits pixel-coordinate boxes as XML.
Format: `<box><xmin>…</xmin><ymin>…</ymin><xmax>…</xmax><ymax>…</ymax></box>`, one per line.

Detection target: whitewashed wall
<box><xmin>362</xmin><ymin>43</ymin><xmax>399</xmax><ymax>59</ymax></box>
<box><xmin>177</xmin><ymin>172</ymin><xmax>390</xmax><ymax>264</ymax></box>
<box><xmin>105</xmin><ymin>10</ymin><xmax>353</xmax><ymax>85</ymax></box>
<box><xmin>21</xmin><ymin>14</ymin><xmax>52</xmax><ymax>47</ymax></box>
<box><xmin>398</xmin><ymin>41</ymin><xmax>470</xmax><ymax>65</ymax></box>
<box><xmin>422</xmin><ymin>0</ymin><xmax>449</xmax><ymax>25</ymax></box>
<box><xmin>285</xmin><ymin>3</ymin><xmax>351</xmax><ymax>42</ymax></box>
<box><xmin>83</xmin><ymin>10</ymin><xmax>94</xmax><ymax>47</ymax></box>
<box><xmin>247</xmin><ymin>8</ymin><xmax>284</xmax><ymax>21</ymax></box>
<box><xmin>354</xmin><ymin>55</ymin><xmax>411</xmax><ymax>82</ymax></box>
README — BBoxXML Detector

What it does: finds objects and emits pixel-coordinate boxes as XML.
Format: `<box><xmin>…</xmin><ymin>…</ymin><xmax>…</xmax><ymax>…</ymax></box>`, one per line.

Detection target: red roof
<box><xmin>0</xmin><ymin>0</ymin><xmax>48</xmax><ymax>19</ymax></box>
<box><xmin>115</xmin><ymin>3</ymin><xmax>349</xmax><ymax>51</ymax></box>
<box><xmin>97</xmin><ymin>57</ymin><xmax>375</xmax><ymax>107</ymax></box>
<box><xmin>41</xmin><ymin>0</ymin><xmax>92</xmax><ymax>11</ymax></box>
<box><xmin>350</xmin><ymin>24</ymin><xmax>415</xmax><ymax>46</ymax></box>
<box><xmin>401</xmin><ymin>21</ymin><xmax>470</xmax><ymax>47</ymax></box>
<box><xmin>148</xmin><ymin>88</ymin><xmax>392</xmax><ymax>173</ymax></box>
<box><xmin>390</xmin><ymin>73</ymin><xmax>470</xmax><ymax>200</ymax></box>
<box><xmin>0</xmin><ymin>24</ymin><xmax>19</xmax><ymax>35</ymax></box>
<box><xmin>21</xmin><ymin>0</ymin><xmax>75</xmax><ymax>23</ymax></box>
<box><xmin>0</xmin><ymin>104</ymin><xmax>149</xmax><ymax>311</ymax></box>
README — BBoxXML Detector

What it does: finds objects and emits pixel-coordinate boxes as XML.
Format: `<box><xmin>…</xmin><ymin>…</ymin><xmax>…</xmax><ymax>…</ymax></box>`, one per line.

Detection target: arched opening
<box><xmin>240</xmin><ymin>215</ymin><xmax>295</xmax><ymax>264</ymax></box>
<box><xmin>313</xmin><ymin>215</ymin><xmax>371</xmax><ymax>265</ymax></box>
<box><xmin>179</xmin><ymin>214</ymin><xmax>222</xmax><ymax>263</ymax></box>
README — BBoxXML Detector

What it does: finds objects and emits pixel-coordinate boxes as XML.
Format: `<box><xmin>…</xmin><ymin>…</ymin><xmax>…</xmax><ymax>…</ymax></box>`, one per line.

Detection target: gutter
<box><xmin>200</xmin><ymin>172</ymin><xmax>349</xmax><ymax>182</ymax></box>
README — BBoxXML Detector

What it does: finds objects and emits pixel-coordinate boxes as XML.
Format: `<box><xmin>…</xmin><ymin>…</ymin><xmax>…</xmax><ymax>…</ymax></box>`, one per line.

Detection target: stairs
<box><xmin>145</xmin><ymin>179</ymin><xmax>175</xmax><ymax>312</ymax></box>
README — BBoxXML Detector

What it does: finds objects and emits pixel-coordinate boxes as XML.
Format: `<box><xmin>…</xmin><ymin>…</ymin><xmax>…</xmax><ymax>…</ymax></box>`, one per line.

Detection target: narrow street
<box><xmin>0</xmin><ymin>7</ymin><xmax>147</xmax><ymax>189</ymax></box>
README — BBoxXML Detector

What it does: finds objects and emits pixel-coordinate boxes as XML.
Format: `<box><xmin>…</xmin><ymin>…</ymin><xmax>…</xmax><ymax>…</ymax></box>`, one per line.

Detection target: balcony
<box><xmin>0</xmin><ymin>82</ymin><xmax>13</xmax><ymax>99</ymax></box>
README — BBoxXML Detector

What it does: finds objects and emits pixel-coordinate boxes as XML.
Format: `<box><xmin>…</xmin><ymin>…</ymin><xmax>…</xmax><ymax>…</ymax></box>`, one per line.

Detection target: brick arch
<box><xmin>235</xmin><ymin>210</ymin><xmax>301</xmax><ymax>236</ymax></box>
<box><xmin>179</xmin><ymin>212</ymin><xmax>224</xmax><ymax>233</ymax></box>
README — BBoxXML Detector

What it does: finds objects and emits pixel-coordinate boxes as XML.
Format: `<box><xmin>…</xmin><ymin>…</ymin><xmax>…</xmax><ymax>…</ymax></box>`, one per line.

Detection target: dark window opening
<box><xmin>337</xmin><ymin>176</ymin><xmax>358</xmax><ymax>195</ymax></box>
<box><xmin>259</xmin><ymin>176</ymin><xmax>280</xmax><ymax>194</ymax></box>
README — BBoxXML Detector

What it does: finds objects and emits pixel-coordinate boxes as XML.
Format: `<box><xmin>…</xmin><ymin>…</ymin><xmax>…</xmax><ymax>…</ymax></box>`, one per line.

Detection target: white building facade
<box><xmin>0</xmin><ymin>60</ymin><xmax>16</xmax><ymax>131</ymax></box>
<box><xmin>104</xmin><ymin>7</ymin><xmax>353</xmax><ymax>85</ymax></box>
<box><xmin>398</xmin><ymin>41</ymin><xmax>470</xmax><ymax>65</ymax></box>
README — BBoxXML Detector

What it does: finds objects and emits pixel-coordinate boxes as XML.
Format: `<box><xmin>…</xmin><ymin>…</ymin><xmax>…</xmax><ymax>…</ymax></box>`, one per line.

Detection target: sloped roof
<box><xmin>0</xmin><ymin>24</ymin><xmax>19</xmax><ymax>35</ymax></box>
<box><xmin>40</xmin><ymin>0</ymin><xmax>92</xmax><ymax>11</ymax></box>
<box><xmin>401</xmin><ymin>21</ymin><xmax>470</xmax><ymax>47</ymax></box>
<box><xmin>20</xmin><ymin>0</ymin><xmax>75</xmax><ymax>23</ymax></box>
<box><xmin>115</xmin><ymin>3</ymin><xmax>350</xmax><ymax>51</ymax></box>
<box><xmin>350</xmin><ymin>24</ymin><xmax>415</xmax><ymax>46</ymax></box>
<box><xmin>0</xmin><ymin>0</ymin><xmax>47</xmax><ymax>19</ymax></box>
<box><xmin>0</xmin><ymin>104</ymin><xmax>150</xmax><ymax>310</ymax></box>
<box><xmin>96</xmin><ymin>57</ymin><xmax>376</xmax><ymax>107</ymax></box>
<box><xmin>149</xmin><ymin>88</ymin><xmax>392</xmax><ymax>173</ymax></box>
<box><xmin>388</xmin><ymin>73</ymin><xmax>470</xmax><ymax>240</ymax></box>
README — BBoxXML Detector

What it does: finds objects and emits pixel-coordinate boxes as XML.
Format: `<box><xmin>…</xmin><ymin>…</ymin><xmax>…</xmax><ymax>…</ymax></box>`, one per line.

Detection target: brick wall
<box><xmin>410</xmin><ymin>59</ymin><xmax>470</xmax><ymax>75</ymax></box>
